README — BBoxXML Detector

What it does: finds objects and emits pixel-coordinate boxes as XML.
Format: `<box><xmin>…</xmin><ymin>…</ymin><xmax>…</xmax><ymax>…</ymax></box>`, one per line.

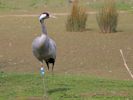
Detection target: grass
<box><xmin>116</xmin><ymin>1</ymin><xmax>133</xmax><ymax>11</ymax></box>
<box><xmin>0</xmin><ymin>0</ymin><xmax>69</xmax><ymax>14</ymax></box>
<box><xmin>66</xmin><ymin>0</ymin><xmax>87</xmax><ymax>32</ymax></box>
<box><xmin>0</xmin><ymin>0</ymin><xmax>132</xmax><ymax>14</ymax></box>
<box><xmin>88</xmin><ymin>0</ymin><xmax>133</xmax><ymax>11</ymax></box>
<box><xmin>0</xmin><ymin>72</ymin><xmax>133</xmax><ymax>100</ymax></box>
<box><xmin>96</xmin><ymin>0</ymin><xmax>118</xmax><ymax>33</ymax></box>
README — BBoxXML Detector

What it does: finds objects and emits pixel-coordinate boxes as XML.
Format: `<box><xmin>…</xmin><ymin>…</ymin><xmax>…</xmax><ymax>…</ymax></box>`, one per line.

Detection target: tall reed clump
<box><xmin>96</xmin><ymin>0</ymin><xmax>118</xmax><ymax>33</ymax></box>
<box><xmin>66</xmin><ymin>0</ymin><xmax>88</xmax><ymax>32</ymax></box>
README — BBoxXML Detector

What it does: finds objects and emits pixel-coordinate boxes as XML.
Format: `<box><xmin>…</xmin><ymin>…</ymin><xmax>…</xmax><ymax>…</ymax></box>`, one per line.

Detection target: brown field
<box><xmin>0</xmin><ymin>12</ymin><xmax>133</xmax><ymax>80</ymax></box>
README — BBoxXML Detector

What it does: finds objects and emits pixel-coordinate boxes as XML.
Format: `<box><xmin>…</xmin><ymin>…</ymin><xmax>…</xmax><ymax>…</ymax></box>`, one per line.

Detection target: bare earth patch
<box><xmin>80</xmin><ymin>91</ymin><xmax>129</xmax><ymax>97</ymax></box>
<box><xmin>0</xmin><ymin>12</ymin><xmax>133</xmax><ymax>80</ymax></box>
<box><xmin>16</xmin><ymin>97</ymin><xmax>43</xmax><ymax>100</ymax></box>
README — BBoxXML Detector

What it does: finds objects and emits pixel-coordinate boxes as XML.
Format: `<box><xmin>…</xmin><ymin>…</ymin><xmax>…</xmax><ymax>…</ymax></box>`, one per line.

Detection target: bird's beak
<box><xmin>49</xmin><ymin>15</ymin><xmax>56</xmax><ymax>19</ymax></box>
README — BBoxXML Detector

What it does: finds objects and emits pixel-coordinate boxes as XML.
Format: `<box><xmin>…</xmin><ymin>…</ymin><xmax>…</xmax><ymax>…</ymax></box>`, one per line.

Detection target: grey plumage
<box><xmin>32</xmin><ymin>12</ymin><xmax>56</xmax><ymax>71</ymax></box>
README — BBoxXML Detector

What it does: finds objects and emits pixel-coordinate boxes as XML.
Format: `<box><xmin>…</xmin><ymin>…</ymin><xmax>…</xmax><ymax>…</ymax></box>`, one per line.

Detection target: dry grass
<box><xmin>96</xmin><ymin>0</ymin><xmax>118</xmax><ymax>33</ymax></box>
<box><xmin>66</xmin><ymin>0</ymin><xmax>87</xmax><ymax>31</ymax></box>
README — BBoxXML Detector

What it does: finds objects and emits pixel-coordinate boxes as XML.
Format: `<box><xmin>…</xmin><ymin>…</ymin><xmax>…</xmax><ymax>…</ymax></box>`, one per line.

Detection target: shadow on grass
<box><xmin>48</xmin><ymin>87</ymin><xmax>70</xmax><ymax>94</ymax></box>
<box><xmin>16</xmin><ymin>96</ymin><xmax>42</xmax><ymax>100</ymax></box>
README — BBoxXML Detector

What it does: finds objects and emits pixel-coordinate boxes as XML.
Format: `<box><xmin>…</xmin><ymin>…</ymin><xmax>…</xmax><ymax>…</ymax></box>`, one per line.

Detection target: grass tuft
<box><xmin>96</xmin><ymin>0</ymin><xmax>118</xmax><ymax>33</ymax></box>
<box><xmin>66</xmin><ymin>0</ymin><xmax>88</xmax><ymax>32</ymax></box>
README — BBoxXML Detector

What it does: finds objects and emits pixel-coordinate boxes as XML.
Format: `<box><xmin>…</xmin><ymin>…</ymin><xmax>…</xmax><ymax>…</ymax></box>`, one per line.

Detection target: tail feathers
<box><xmin>45</xmin><ymin>58</ymin><xmax>55</xmax><ymax>71</ymax></box>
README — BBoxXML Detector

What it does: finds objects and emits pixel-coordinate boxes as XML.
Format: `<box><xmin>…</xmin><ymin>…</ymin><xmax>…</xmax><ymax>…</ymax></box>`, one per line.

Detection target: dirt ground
<box><xmin>0</xmin><ymin>12</ymin><xmax>133</xmax><ymax>80</ymax></box>
<box><xmin>16</xmin><ymin>97</ymin><xmax>43</xmax><ymax>100</ymax></box>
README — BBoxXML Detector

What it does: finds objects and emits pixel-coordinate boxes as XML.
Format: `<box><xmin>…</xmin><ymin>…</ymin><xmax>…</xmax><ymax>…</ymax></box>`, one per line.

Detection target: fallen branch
<box><xmin>120</xmin><ymin>49</ymin><xmax>133</xmax><ymax>79</ymax></box>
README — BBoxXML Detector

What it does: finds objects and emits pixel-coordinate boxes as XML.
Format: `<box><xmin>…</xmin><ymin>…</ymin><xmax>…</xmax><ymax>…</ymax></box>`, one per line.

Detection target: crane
<box><xmin>32</xmin><ymin>12</ymin><xmax>56</xmax><ymax>71</ymax></box>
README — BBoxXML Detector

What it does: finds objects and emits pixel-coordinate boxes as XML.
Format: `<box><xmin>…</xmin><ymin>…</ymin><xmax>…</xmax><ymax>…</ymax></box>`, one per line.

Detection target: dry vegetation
<box><xmin>66</xmin><ymin>0</ymin><xmax>87</xmax><ymax>32</ymax></box>
<box><xmin>96</xmin><ymin>0</ymin><xmax>118</xmax><ymax>33</ymax></box>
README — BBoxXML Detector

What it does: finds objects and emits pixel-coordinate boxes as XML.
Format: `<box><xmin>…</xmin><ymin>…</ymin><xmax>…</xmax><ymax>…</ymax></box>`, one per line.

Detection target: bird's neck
<box><xmin>40</xmin><ymin>20</ymin><xmax>47</xmax><ymax>35</ymax></box>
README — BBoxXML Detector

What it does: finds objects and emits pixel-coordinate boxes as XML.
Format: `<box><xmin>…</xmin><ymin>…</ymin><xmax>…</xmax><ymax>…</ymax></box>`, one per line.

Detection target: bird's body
<box><xmin>32</xmin><ymin>34</ymin><xmax>56</xmax><ymax>61</ymax></box>
<box><xmin>32</xmin><ymin>12</ymin><xmax>56</xmax><ymax>71</ymax></box>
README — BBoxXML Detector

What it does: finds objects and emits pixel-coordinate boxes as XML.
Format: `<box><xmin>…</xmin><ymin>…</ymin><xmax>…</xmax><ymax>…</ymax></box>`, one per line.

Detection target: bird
<box><xmin>32</xmin><ymin>12</ymin><xmax>56</xmax><ymax>71</ymax></box>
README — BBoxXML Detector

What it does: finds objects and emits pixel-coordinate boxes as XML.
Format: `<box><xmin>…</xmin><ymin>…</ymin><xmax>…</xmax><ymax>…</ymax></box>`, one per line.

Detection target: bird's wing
<box><xmin>48</xmin><ymin>38</ymin><xmax>56</xmax><ymax>59</ymax></box>
<box><xmin>32</xmin><ymin>35</ymin><xmax>49</xmax><ymax>60</ymax></box>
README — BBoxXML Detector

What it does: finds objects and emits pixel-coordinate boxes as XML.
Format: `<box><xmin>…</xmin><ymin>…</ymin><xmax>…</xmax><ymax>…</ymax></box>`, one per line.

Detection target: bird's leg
<box><xmin>45</xmin><ymin>61</ymin><xmax>49</xmax><ymax>70</ymax></box>
<box><xmin>40</xmin><ymin>61</ymin><xmax>45</xmax><ymax>75</ymax></box>
<box><xmin>52</xmin><ymin>62</ymin><xmax>55</xmax><ymax>72</ymax></box>
<box><xmin>51</xmin><ymin>62</ymin><xmax>55</xmax><ymax>77</ymax></box>
<box><xmin>40</xmin><ymin>61</ymin><xmax>49</xmax><ymax>99</ymax></box>
<box><xmin>50</xmin><ymin>62</ymin><xmax>55</xmax><ymax>84</ymax></box>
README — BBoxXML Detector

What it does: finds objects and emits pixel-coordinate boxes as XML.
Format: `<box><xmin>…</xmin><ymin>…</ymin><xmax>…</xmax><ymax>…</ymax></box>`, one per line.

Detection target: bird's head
<box><xmin>39</xmin><ymin>12</ymin><xmax>56</xmax><ymax>22</ymax></box>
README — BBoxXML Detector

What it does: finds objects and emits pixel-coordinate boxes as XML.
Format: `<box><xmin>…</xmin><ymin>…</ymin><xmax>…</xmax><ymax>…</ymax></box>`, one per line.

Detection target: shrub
<box><xmin>96</xmin><ymin>0</ymin><xmax>118</xmax><ymax>33</ymax></box>
<box><xmin>66</xmin><ymin>0</ymin><xmax>87</xmax><ymax>32</ymax></box>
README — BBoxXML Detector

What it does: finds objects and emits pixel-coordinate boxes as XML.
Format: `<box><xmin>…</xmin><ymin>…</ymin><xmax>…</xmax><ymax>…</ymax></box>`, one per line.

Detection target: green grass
<box><xmin>0</xmin><ymin>72</ymin><xmax>133</xmax><ymax>100</ymax></box>
<box><xmin>0</xmin><ymin>0</ymin><xmax>47</xmax><ymax>9</ymax></box>
<box><xmin>0</xmin><ymin>0</ymin><xmax>68</xmax><ymax>12</ymax></box>
<box><xmin>0</xmin><ymin>0</ymin><xmax>132</xmax><ymax>13</ymax></box>
<box><xmin>89</xmin><ymin>1</ymin><xmax>133</xmax><ymax>11</ymax></box>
